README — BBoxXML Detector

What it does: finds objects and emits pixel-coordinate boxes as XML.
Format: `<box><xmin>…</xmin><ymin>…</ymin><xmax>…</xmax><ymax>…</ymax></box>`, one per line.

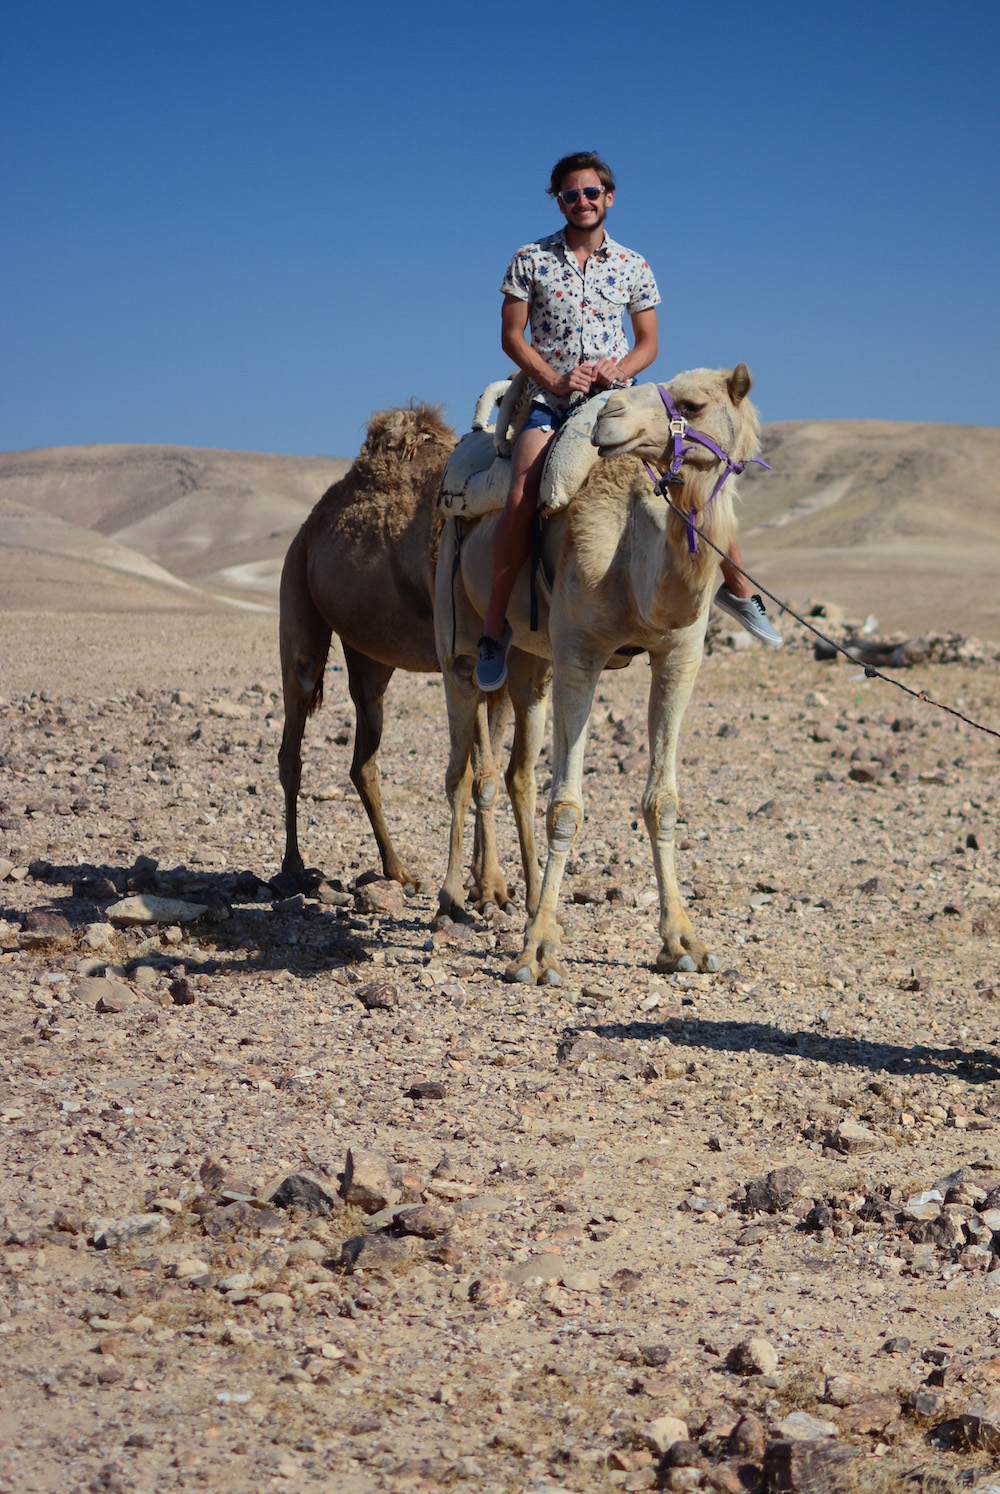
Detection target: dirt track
<box><xmin>1</xmin><ymin>610</ymin><xmax>1000</xmax><ymax>1492</ymax></box>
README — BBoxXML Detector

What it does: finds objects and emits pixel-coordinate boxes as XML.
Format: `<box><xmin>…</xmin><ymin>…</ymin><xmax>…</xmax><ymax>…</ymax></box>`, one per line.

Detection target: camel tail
<box><xmin>306</xmin><ymin>672</ymin><xmax>325</xmax><ymax>719</ymax></box>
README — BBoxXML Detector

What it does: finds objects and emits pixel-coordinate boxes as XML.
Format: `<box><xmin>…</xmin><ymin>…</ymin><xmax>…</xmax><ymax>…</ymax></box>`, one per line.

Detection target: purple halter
<box><xmin>642</xmin><ymin>385</ymin><xmax>770</xmax><ymax>554</ymax></box>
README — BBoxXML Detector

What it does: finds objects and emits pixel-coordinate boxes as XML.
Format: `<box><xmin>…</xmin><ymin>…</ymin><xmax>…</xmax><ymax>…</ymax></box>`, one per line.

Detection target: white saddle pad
<box><xmin>438</xmin><ymin>387</ymin><xmax>613</xmax><ymax>519</ymax></box>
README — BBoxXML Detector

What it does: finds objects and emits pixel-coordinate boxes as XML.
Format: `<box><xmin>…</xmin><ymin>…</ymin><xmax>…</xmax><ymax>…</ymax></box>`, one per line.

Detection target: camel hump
<box><xmin>537</xmin><ymin>390</ymin><xmax>613</xmax><ymax>514</ymax></box>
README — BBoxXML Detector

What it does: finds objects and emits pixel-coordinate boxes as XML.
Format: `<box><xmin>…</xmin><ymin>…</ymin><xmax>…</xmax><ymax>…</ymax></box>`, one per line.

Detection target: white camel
<box><xmin>435</xmin><ymin>364</ymin><xmax>761</xmax><ymax>982</ymax></box>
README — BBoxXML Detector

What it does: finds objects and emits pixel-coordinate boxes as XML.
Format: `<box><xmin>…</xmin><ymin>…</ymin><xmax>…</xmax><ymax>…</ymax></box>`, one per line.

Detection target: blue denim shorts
<box><xmin>522</xmin><ymin>397</ymin><xmax>571</xmax><ymax>434</ymax></box>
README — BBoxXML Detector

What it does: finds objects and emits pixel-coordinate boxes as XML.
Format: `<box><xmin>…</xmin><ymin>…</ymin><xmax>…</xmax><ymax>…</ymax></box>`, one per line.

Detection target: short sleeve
<box><xmin>627</xmin><ymin>257</ymin><xmax>661</xmax><ymax>314</ymax></box>
<box><xmin>501</xmin><ymin>246</ymin><xmax>534</xmax><ymax>302</ymax></box>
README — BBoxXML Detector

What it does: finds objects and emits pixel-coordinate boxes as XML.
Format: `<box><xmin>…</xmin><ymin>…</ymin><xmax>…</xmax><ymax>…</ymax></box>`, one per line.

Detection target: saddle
<box><xmin>438</xmin><ymin>373</ymin><xmax>613</xmax><ymax>519</ymax></box>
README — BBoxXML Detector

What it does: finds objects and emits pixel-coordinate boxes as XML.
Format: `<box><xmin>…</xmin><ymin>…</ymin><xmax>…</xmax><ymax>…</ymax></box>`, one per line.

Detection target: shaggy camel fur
<box><xmin>435</xmin><ymin>365</ymin><xmax>760</xmax><ymax>982</ymax></box>
<box><xmin>279</xmin><ymin>402</ymin><xmax>524</xmax><ymax>904</ymax></box>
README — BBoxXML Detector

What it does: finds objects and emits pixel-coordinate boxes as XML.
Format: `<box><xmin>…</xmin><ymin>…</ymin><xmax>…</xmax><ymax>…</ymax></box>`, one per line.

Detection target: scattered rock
<box><xmin>19</xmin><ymin>909</ymin><xmax>73</xmax><ymax>946</ymax></box>
<box><xmin>341</xmin><ymin>1149</ymin><xmax>403</xmax><ymax>1214</ymax></box>
<box><xmin>270</xmin><ymin>1172</ymin><xmax>342</xmax><ymax>1216</ymax></box>
<box><xmin>353</xmin><ymin>879</ymin><xmax>406</xmax><ymax>916</ymax></box>
<box><xmin>775</xmin><ymin>1411</ymin><xmax>838</xmax><ymax>1441</ymax></box>
<box><xmin>641</xmin><ymin>1416</ymin><xmax>689</xmax><ymax>1457</ymax></box>
<box><xmin>394</xmin><ymin>1204</ymin><xmax>454</xmax><ymax>1238</ymax></box>
<box><xmin>355</xmin><ymin>981</ymin><xmax>398</xmax><ymax>1010</ymax></box>
<box><xmin>93</xmin><ymin>1213</ymin><xmax>171</xmax><ymax>1250</ymax></box>
<box><xmin>339</xmin><ymin>1233</ymin><xmax>418</xmax><ymax>1273</ymax></box>
<box><xmin>742</xmin><ymin>1165</ymin><xmax>803</xmax><ymax>1212</ymax></box>
<box><xmin>106</xmin><ymin>895</ymin><xmax>208</xmax><ymax>925</ymax></box>
<box><xmin>829</xmin><ymin>1120</ymin><xmax>879</xmax><ymax>1154</ymax></box>
<box><xmin>726</xmin><ymin>1337</ymin><xmax>778</xmax><ymax>1376</ymax></box>
<box><xmin>762</xmin><ymin>1437</ymin><xmax>857</xmax><ymax>1493</ymax></box>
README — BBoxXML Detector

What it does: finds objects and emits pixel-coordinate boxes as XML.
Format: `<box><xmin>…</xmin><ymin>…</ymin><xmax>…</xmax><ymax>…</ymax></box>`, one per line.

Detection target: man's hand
<box><xmin>549</xmin><ymin>363</ymin><xmax>596</xmax><ymax>398</ymax></box>
<box><xmin>586</xmin><ymin>358</ymin><xmax>621</xmax><ymax>390</ymax></box>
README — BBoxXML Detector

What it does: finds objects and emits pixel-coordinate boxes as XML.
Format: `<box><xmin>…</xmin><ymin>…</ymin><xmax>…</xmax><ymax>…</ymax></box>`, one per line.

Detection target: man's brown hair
<box><xmin>547</xmin><ymin>152</ymin><xmax>616</xmax><ymax>197</ymax></box>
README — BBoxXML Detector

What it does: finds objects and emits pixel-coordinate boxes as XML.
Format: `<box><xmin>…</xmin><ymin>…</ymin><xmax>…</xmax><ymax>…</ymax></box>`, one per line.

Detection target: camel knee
<box><xmin>474</xmin><ymin>775</ymin><xmax>499</xmax><ymax>811</ymax></box>
<box><xmin>643</xmin><ymin>793</ymin><xmax>677</xmax><ymax>842</ymax></box>
<box><xmin>546</xmin><ymin>799</ymin><xmax>582</xmax><ymax>854</ymax></box>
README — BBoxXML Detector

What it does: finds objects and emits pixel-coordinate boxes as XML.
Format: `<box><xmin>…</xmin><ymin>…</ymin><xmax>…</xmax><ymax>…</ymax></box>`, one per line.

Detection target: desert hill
<box><xmin>0</xmin><ymin>444</ymin><xmax>346</xmax><ymax>613</ymax></box>
<box><xmin>0</xmin><ymin>420</ymin><xmax>997</xmax><ymax>638</ymax></box>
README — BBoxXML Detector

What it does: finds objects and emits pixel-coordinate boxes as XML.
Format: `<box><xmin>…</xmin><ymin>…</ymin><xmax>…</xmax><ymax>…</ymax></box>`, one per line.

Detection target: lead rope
<box><xmin>659</xmin><ymin>491</ymin><xmax>1000</xmax><ymax>742</ymax></box>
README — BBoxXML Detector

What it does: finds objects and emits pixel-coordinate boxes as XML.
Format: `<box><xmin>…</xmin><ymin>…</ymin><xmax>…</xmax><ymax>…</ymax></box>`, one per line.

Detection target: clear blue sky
<box><xmin>2</xmin><ymin>0</ymin><xmax>997</xmax><ymax>457</ymax></box>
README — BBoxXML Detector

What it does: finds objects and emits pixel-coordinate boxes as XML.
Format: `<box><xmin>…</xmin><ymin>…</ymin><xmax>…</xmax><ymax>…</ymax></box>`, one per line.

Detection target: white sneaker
<box><xmin>715</xmin><ymin>586</ymin><xmax>783</xmax><ymax>646</ymax></box>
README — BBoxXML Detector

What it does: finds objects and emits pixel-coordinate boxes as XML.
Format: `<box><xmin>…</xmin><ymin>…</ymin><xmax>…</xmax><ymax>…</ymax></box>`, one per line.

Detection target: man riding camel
<box><xmin>475</xmin><ymin>150</ymin><xmax>781</xmax><ymax>692</ymax></box>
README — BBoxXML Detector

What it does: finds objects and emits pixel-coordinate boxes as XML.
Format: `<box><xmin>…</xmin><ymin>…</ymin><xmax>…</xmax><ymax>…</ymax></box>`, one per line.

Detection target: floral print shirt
<box><xmin>501</xmin><ymin>229</ymin><xmax>660</xmax><ymax>401</ymax></box>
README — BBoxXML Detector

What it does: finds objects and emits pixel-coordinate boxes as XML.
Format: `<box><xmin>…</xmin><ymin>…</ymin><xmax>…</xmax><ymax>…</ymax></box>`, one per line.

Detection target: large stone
<box><xmin>640</xmin><ymin>1416</ymin><xmax>689</xmax><ymax>1457</ymax></box>
<box><xmin>743</xmin><ymin>1166</ymin><xmax>804</xmax><ymax>1213</ymax></box>
<box><xmin>94</xmin><ymin>1213</ymin><xmax>170</xmax><ymax>1250</ymax></box>
<box><xmin>270</xmin><ymin>1172</ymin><xmax>342</xmax><ymax>1217</ymax></box>
<box><xmin>107</xmin><ymin>894</ymin><xmax>208</xmax><ymax>926</ymax></box>
<box><xmin>78</xmin><ymin>976</ymin><xmax>136</xmax><ymax>1012</ymax></box>
<box><xmin>763</xmin><ymin>1438</ymin><xmax>857</xmax><ymax>1493</ymax></box>
<box><xmin>338</xmin><ymin>1233</ymin><xmax>418</xmax><ymax>1274</ymax></box>
<box><xmin>823</xmin><ymin>1370</ymin><xmax>879</xmax><ymax>1407</ymax></box>
<box><xmin>830</xmin><ymin>1120</ymin><xmax>879</xmax><ymax>1154</ymax></box>
<box><xmin>354</xmin><ymin>981</ymin><xmax>398</xmax><ymax>1011</ymax></box>
<box><xmin>395</xmin><ymin>1204</ymin><xmax>455</xmax><ymax>1239</ymax></box>
<box><xmin>835</xmin><ymin>1396</ymin><xmax>900</xmax><ymax>1435</ymax></box>
<box><xmin>353</xmin><ymin>879</ymin><xmax>406</xmax><ymax>916</ymax></box>
<box><xmin>775</xmin><ymin>1411</ymin><xmax>838</xmax><ymax>1441</ymax></box>
<box><xmin>726</xmin><ymin>1336</ymin><xmax>778</xmax><ymax>1376</ymax></box>
<box><xmin>341</xmin><ymin>1148</ymin><xmax>403</xmax><ymax>1214</ymax></box>
<box><xmin>20</xmin><ymin>909</ymin><xmax>73</xmax><ymax>946</ymax></box>
<box><xmin>508</xmin><ymin>1253</ymin><xmax>564</xmax><ymax>1285</ymax></box>
<box><xmin>959</xmin><ymin>1394</ymin><xmax>1000</xmax><ymax>1454</ymax></box>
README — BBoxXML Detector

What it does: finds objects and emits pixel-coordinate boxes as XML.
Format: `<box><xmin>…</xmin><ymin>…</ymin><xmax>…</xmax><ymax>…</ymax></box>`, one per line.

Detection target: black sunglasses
<box><xmin>558</xmin><ymin>186</ymin><xmax>605</xmax><ymax>205</ymax></box>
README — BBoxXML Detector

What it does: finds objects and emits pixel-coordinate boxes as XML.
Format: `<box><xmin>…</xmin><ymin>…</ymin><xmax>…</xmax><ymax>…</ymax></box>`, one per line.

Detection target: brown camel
<box><xmin>279</xmin><ymin>401</ymin><xmax>525</xmax><ymax>903</ymax></box>
<box><xmin>436</xmin><ymin>366</ymin><xmax>761</xmax><ymax>981</ymax></box>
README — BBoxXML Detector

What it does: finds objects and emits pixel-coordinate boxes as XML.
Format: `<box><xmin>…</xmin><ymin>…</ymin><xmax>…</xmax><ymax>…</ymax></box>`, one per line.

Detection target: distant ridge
<box><xmin>0</xmin><ymin>444</ymin><xmax>344</xmax><ymax>612</ymax></box>
<box><xmin>1</xmin><ymin>425</ymin><xmax>997</xmax><ymax>639</ymax></box>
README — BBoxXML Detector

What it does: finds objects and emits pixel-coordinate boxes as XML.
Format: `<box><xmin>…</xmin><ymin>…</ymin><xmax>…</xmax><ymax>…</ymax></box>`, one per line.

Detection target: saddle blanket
<box><xmin>438</xmin><ymin>383</ymin><xmax>614</xmax><ymax>519</ymax></box>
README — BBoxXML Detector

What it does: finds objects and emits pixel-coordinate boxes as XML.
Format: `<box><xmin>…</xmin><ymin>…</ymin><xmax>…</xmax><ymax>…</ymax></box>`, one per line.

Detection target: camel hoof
<box><xmin>430</xmin><ymin>913</ymin><xmax>453</xmax><ymax>931</ymax></box>
<box><xmin>704</xmin><ymin>954</ymin><xmax>719</xmax><ymax>973</ymax></box>
<box><xmin>512</xmin><ymin>966</ymin><xmax>534</xmax><ymax>984</ymax></box>
<box><xmin>676</xmin><ymin>954</ymin><xmax>697</xmax><ymax>972</ymax></box>
<box><xmin>542</xmin><ymin>968</ymin><xmax>562</xmax><ymax>987</ymax></box>
<box><xmin>503</xmin><ymin>900</ymin><xmax>517</xmax><ymax>915</ymax></box>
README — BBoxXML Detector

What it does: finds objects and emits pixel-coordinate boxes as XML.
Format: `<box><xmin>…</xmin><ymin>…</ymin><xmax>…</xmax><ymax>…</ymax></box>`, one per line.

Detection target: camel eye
<box><xmin>678</xmin><ymin>401</ymin><xmax>702</xmax><ymax>419</ymax></box>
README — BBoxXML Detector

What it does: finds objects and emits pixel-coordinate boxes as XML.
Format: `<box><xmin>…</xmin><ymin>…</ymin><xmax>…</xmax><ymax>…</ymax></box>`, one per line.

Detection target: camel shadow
<box><xmin>12</xmin><ymin>855</ymin><xmax>385</xmax><ymax>977</ymax></box>
<box><xmin>583</xmin><ymin>1015</ymin><xmax>1000</xmax><ymax>1085</ymax></box>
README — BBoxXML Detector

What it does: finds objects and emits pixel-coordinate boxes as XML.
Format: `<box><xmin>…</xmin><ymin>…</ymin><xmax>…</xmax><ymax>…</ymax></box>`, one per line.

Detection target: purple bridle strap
<box><xmin>643</xmin><ymin>385</ymin><xmax>771</xmax><ymax>553</ymax></box>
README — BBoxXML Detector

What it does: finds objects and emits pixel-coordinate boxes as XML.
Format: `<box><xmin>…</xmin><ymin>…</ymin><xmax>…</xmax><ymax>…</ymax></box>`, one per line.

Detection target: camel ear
<box><xmin>728</xmin><ymin>363</ymin><xmax>752</xmax><ymax>404</ymax></box>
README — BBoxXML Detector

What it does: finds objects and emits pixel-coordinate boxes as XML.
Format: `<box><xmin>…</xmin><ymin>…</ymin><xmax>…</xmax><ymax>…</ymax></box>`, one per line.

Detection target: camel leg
<box><xmin>507</xmin><ymin>651</ymin><xmax>603</xmax><ymax>985</ymax></box>
<box><xmin>342</xmin><ymin>643</ymin><xmax>419</xmax><ymax>892</ymax></box>
<box><xmin>433</xmin><ymin>656</ymin><xmax>480</xmax><ymax>926</ymax></box>
<box><xmin>645</xmin><ymin>628</ymin><xmax>719</xmax><ymax>974</ymax></box>
<box><xmin>505</xmin><ymin>651</ymin><xmax>552</xmax><ymax>918</ymax></box>
<box><xmin>278</xmin><ymin>603</ymin><xmax>331</xmax><ymax>877</ymax></box>
<box><xmin>468</xmin><ymin>692</ymin><xmax>515</xmax><ymax>912</ymax></box>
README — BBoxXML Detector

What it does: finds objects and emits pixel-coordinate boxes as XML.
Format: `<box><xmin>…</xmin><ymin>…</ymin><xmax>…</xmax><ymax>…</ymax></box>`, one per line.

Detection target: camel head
<box><xmin>592</xmin><ymin>365</ymin><xmax>760</xmax><ymax>473</ymax></box>
<box><xmin>362</xmin><ymin>402</ymin><xmax>457</xmax><ymax>464</ymax></box>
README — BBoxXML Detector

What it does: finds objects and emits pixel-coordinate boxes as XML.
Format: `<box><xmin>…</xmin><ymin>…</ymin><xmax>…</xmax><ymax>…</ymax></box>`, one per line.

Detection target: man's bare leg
<box><xmin>720</xmin><ymin>541</ymin><xmax>752</xmax><ymax>599</ymax></box>
<box><xmin>482</xmin><ymin>426</ymin><xmax>554</xmax><ymax>639</ymax></box>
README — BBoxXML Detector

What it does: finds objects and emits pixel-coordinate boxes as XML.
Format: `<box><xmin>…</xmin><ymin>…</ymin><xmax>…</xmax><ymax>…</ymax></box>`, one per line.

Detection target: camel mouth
<box><xmin>593</xmin><ymin>432</ymin><xmax>648</xmax><ymax>457</ymax></box>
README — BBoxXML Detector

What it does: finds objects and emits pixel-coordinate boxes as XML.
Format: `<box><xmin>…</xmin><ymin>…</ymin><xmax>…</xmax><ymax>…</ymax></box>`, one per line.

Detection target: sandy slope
<box><xmin>1</xmin><ymin>420</ymin><xmax>997</xmax><ymax>638</ymax></box>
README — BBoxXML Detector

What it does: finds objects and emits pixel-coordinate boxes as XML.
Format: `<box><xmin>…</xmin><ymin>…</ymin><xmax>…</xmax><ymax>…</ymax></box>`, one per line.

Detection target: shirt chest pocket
<box><xmin>588</xmin><ymin>279</ymin><xmax>631</xmax><ymax>316</ymax></box>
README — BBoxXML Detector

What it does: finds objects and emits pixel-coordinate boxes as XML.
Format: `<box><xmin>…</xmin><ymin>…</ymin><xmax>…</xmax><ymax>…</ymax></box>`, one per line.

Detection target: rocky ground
<box><xmin>1</xmin><ymin>608</ymin><xmax>1000</xmax><ymax>1494</ymax></box>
